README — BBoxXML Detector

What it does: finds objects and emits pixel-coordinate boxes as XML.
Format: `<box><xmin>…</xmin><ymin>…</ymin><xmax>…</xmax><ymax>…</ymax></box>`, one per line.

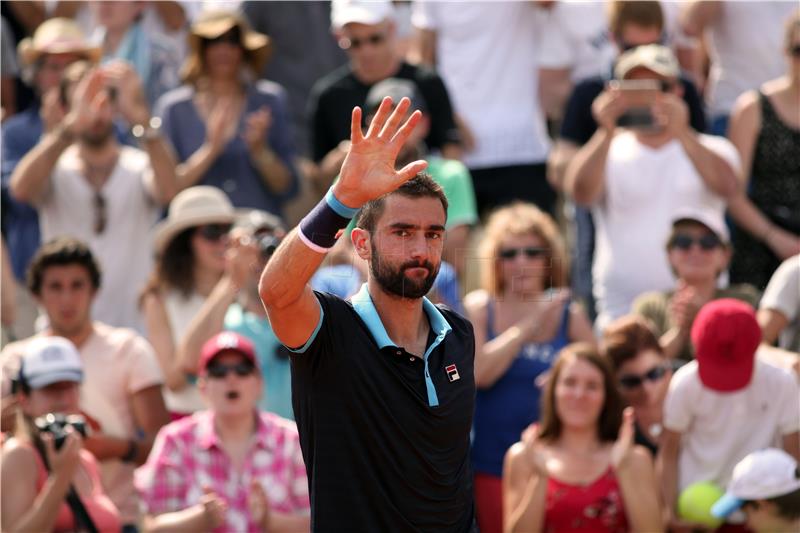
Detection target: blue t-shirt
<box><xmin>471</xmin><ymin>300</ymin><xmax>571</xmax><ymax>477</ymax></box>
<box><xmin>224</xmin><ymin>303</ymin><xmax>294</xmax><ymax>419</ymax></box>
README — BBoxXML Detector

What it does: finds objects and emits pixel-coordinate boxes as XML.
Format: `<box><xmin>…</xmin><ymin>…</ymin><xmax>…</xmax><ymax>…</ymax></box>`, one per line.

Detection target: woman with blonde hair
<box><xmin>503</xmin><ymin>343</ymin><xmax>662</xmax><ymax>533</ymax></box>
<box><xmin>464</xmin><ymin>202</ymin><xmax>594</xmax><ymax>533</ymax></box>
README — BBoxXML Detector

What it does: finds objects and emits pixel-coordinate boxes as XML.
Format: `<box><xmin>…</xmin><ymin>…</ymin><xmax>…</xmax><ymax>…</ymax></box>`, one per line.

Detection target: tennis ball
<box><xmin>678</xmin><ymin>481</ymin><xmax>725</xmax><ymax>529</ymax></box>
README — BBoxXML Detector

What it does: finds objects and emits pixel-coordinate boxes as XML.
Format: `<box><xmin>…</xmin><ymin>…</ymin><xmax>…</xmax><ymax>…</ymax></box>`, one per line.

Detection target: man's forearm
<box><xmin>260</xmin><ymin>228</ymin><xmax>328</xmax><ymax>311</ymax></box>
<box><xmin>176</xmin><ymin>143</ymin><xmax>220</xmax><ymax>191</ymax></box>
<box><xmin>143</xmin><ymin>136</ymin><xmax>180</xmax><ymax>205</ymax></box>
<box><xmin>83</xmin><ymin>433</ymin><xmax>156</xmax><ymax>466</ymax></box>
<box><xmin>564</xmin><ymin>128</ymin><xmax>613</xmax><ymax>205</ymax></box>
<box><xmin>9</xmin><ymin>128</ymin><xmax>71</xmax><ymax>203</ymax></box>
<box><xmin>678</xmin><ymin>129</ymin><xmax>740</xmax><ymax>199</ymax></box>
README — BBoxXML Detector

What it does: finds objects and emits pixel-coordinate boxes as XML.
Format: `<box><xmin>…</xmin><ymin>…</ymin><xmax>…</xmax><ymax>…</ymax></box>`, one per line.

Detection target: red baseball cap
<box><xmin>691</xmin><ymin>299</ymin><xmax>761</xmax><ymax>392</ymax></box>
<box><xmin>198</xmin><ymin>332</ymin><xmax>258</xmax><ymax>374</ymax></box>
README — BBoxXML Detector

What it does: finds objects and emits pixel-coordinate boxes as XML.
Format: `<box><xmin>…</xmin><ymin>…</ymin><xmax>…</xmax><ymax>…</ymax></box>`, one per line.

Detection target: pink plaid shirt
<box><xmin>136</xmin><ymin>410</ymin><xmax>309</xmax><ymax>532</ymax></box>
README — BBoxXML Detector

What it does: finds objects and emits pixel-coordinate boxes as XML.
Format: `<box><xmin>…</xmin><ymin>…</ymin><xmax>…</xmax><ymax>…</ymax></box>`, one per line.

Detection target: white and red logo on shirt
<box><xmin>445</xmin><ymin>364</ymin><xmax>460</xmax><ymax>382</ymax></box>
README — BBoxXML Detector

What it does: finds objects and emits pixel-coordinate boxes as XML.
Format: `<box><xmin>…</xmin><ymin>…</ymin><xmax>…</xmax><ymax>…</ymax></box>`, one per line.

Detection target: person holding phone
<box><xmin>563</xmin><ymin>44</ymin><xmax>742</xmax><ymax>332</ymax></box>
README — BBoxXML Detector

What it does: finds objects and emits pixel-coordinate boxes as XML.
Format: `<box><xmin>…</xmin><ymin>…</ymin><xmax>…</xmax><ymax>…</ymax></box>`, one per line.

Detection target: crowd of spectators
<box><xmin>0</xmin><ymin>1</ymin><xmax>798</xmax><ymax>532</ymax></box>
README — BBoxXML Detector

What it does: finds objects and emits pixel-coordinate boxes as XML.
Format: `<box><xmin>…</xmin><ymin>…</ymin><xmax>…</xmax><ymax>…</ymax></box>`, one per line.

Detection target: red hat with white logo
<box><xmin>198</xmin><ymin>332</ymin><xmax>258</xmax><ymax>374</ymax></box>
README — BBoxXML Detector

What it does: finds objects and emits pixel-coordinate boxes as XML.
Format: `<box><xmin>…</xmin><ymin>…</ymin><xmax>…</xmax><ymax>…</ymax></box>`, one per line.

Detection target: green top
<box><xmin>632</xmin><ymin>284</ymin><xmax>761</xmax><ymax>362</ymax></box>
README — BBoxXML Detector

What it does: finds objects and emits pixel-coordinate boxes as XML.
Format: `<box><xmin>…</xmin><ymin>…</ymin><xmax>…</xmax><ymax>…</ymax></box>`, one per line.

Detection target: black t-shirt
<box><xmin>290</xmin><ymin>290</ymin><xmax>477</xmax><ymax>532</ymax></box>
<box><xmin>560</xmin><ymin>74</ymin><xmax>707</xmax><ymax>145</ymax></box>
<box><xmin>308</xmin><ymin>62</ymin><xmax>460</xmax><ymax>162</ymax></box>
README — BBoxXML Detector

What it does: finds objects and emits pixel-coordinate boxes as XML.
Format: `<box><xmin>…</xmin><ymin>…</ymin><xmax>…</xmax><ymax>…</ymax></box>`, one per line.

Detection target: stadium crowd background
<box><xmin>0</xmin><ymin>1</ymin><xmax>798</xmax><ymax>532</ymax></box>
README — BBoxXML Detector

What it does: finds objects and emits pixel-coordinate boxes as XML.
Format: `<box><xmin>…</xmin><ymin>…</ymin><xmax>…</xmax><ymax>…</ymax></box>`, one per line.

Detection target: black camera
<box><xmin>257</xmin><ymin>234</ymin><xmax>281</xmax><ymax>259</ymax></box>
<box><xmin>34</xmin><ymin>413</ymin><xmax>88</xmax><ymax>450</ymax></box>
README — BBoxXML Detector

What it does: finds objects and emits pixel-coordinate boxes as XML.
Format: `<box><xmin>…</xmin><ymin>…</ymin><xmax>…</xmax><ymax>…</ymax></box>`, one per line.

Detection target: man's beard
<box><xmin>80</xmin><ymin>124</ymin><xmax>114</xmax><ymax>147</ymax></box>
<box><xmin>370</xmin><ymin>243</ymin><xmax>439</xmax><ymax>300</ymax></box>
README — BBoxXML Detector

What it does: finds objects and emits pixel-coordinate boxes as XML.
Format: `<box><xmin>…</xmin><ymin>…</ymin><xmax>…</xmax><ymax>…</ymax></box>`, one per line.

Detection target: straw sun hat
<box><xmin>17</xmin><ymin>17</ymin><xmax>101</xmax><ymax>67</ymax></box>
<box><xmin>182</xmin><ymin>10</ymin><xmax>272</xmax><ymax>82</ymax></box>
<box><xmin>153</xmin><ymin>186</ymin><xmax>236</xmax><ymax>255</ymax></box>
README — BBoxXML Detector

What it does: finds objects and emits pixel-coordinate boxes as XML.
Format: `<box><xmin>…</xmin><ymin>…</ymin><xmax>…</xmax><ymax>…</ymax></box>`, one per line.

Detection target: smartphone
<box><xmin>609</xmin><ymin>79</ymin><xmax>661</xmax><ymax>130</ymax></box>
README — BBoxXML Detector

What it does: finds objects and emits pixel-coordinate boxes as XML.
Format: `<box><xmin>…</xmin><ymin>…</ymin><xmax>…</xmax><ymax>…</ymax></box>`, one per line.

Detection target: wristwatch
<box><xmin>131</xmin><ymin>116</ymin><xmax>162</xmax><ymax>141</ymax></box>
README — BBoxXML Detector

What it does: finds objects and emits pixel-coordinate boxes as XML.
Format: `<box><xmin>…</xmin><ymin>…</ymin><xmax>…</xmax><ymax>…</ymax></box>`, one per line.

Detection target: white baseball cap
<box><xmin>712</xmin><ymin>448</ymin><xmax>800</xmax><ymax>518</ymax></box>
<box><xmin>672</xmin><ymin>206</ymin><xmax>730</xmax><ymax>243</ymax></box>
<box><xmin>331</xmin><ymin>0</ymin><xmax>395</xmax><ymax>30</ymax></box>
<box><xmin>19</xmin><ymin>337</ymin><xmax>83</xmax><ymax>389</ymax></box>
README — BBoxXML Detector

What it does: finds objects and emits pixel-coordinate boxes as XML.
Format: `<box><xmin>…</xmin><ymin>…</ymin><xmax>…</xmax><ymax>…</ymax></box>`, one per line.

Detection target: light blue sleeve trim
<box><xmin>285</xmin><ymin>299</ymin><xmax>325</xmax><ymax>354</ymax></box>
<box><xmin>325</xmin><ymin>187</ymin><xmax>360</xmax><ymax>219</ymax></box>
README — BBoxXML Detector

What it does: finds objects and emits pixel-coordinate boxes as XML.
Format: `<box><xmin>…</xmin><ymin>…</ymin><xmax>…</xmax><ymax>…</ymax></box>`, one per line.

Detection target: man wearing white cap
<box><xmin>563</xmin><ymin>44</ymin><xmax>742</xmax><ymax>331</ymax></box>
<box><xmin>711</xmin><ymin>448</ymin><xmax>800</xmax><ymax>533</ymax></box>
<box><xmin>309</xmin><ymin>0</ymin><xmax>461</xmax><ymax>187</ymax></box>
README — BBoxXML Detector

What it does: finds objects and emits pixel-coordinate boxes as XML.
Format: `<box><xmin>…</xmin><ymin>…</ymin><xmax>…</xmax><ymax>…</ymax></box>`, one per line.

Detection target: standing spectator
<box><xmin>633</xmin><ymin>210</ymin><xmax>760</xmax><ymax>361</ymax></box>
<box><xmin>88</xmin><ymin>1</ymin><xmax>181</xmax><ymax>108</ymax></box>
<box><xmin>602</xmin><ymin>315</ymin><xmax>672</xmax><ymax>456</ymax></box>
<box><xmin>140</xmin><ymin>186</ymin><xmax>239</xmax><ymax>418</ymax></box>
<box><xmin>503</xmin><ymin>344</ymin><xmax>663</xmax><ymax>533</ymax></box>
<box><xmin>759</xmin><ymin>254</ymin><xmax>800</xmax><ymax>353</ymax></box>
<box><xmin>465</xmin><ymin>203</ymin><xmax>594</xmax><ymax>533</ymax></box>
<box><xmin>310</xmin><ymin>0</ymin><xmax>461</xmax><ymax>190</ymax></box>
<box><xmin>727</xmin><ymin>11</ymin><xmax>800</xmax><ymax>290</ymax></box>
<box><xmin>242</xmin><ymin>0</ymin><xmax>347</xmax><ymax>157</ymax></box>
<box><xmin>411</xmin><ymin>0</ymin><xmax>553</xmax><ymax>215</ymax></box>
<box><xmin>1</xmin><ymin>18</ymin><xmax>100</xmax><ymax>340</ymax></box>
<box><xmin>0</xmin><ymin>238</ymin><xmax>171</xmax><ymax>530</ymax></box>
<box><xmin>564</xmin><ymin>45</ymin><xmax>740</xmax><ymax>331</ymax></box>
<box><xmin>657</xmin><ymin>299</ymin><xmax>800</xmax><ymax>531</ymax></box>
<box><xmin>681</xmin><ymin>0</ymin><xmax>798</xmax><ymax>135</ymax></box>
<box><xmin>9</xmin><ymin>60</ymin><xmax>180</xmax><ymax>332</ymax></box>
<box><xmin>136</xmin><ymin>332</ymin><xmax>310</xmax><ymax>532</ymax></box>
<box><xmin>155</xmin><ymin>10</ymin><xmax>299</xmax><ymax>219</ymax></box>
<box><xmin>1</xmin><ymin>16</ymin><xmax>19</xmax><ymax>118</ymax></box>
<box><xmin>1</xmin><ymin>337</ymin><xmax>121</xmax><ymax>532</ymax></box>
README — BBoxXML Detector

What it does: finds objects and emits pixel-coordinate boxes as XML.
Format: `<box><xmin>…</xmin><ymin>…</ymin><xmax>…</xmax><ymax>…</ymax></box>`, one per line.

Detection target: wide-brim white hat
<box><xmin>153</xmin><ymin>186</ymin><xmax>236</xmax><ymax>255</ymax></box>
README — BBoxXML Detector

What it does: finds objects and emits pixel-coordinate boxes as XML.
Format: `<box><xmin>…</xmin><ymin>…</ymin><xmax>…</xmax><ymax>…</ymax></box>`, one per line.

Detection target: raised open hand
<box><xmin>334</xmin><ymin>97</ymin><xmax>429</xmax><ymax>208</ymax></box>
<box><xmin>611</xmin><ymin>407</ymin><xmax>636</xmax><ymax>471</ymax></box>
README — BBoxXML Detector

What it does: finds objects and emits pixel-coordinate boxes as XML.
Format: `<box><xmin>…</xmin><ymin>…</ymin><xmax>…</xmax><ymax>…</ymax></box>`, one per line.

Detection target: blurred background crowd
<box><xmin>0</xmin><ymin>1</ymin><xmax>798</xmax><ymax>532</ymax></box>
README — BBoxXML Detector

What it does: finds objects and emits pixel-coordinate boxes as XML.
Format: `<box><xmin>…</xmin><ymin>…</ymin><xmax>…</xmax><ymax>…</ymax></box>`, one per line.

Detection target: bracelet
<box><xmin>298</xmin><ymin>188</ymin><xmax>359</xmax><ymax>253</ymax></box>
<box><xmin>131</xmin><ymin>116</ymin><xmax>162</xmax><ymax>141</ymax></box>
<box><xmin>53</xmin><ymin>123</ymin><xmax>75</xmax><ymax>144</ymax></box>
<box><xmin>121</xmin><ymin>439</ymin><xmax>138</xmax><ymax>463</ymax></box>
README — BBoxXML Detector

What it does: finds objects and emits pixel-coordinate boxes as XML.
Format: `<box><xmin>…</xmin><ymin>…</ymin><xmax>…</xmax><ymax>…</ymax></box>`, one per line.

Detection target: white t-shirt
<box><xmin>162</xmin><ymin>289</ymin><xmax>206</xmax><ymax>414</ymax></box>
<box><xmin>664</xmin><ymin>360</ymin><xmax>800</xmax><ymax>491</ymax></box>
<box><xmin>0</xmin><ymin>323</ymin><xmax>165</xmax><ymax>523</ymax></box>
<box><xmin>411</xmin><ymin>1</ymin><xmax>550</xmax><ymax>169</ymax></box>
<box><xmin>591</xmin><ymin>132</ymin><xmax>740</xmax><ymax>331</ymax></box>
<box><xmin>36</xmin><ymin>145</ymin><xmax>160</xmax><ymax>333</ymax></box>
<box><xmin>705</xmin><ymin>1</ymin><xmax>796</xmax><ymax>116</ymax></box>
<box><xmin>760</xmin><ymin>254</ymin><xmax>800</xmax><ymax>352</ymax></box>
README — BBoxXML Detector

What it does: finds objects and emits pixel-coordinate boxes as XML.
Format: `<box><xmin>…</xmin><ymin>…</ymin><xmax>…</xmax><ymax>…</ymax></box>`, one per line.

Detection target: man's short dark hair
<box><xmin>355</xmin><ymin>173</ymin><xmax>448</xmax><ymax>234</ymax></box>
<box><xmin>27</xmin><ymin>237</ymin><xmax>102</xmax><ymax>295</ymax></box>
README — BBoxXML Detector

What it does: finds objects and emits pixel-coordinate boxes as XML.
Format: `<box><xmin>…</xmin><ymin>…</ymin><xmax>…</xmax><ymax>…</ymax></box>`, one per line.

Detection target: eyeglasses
<box><xmin>669</xmin><ymin>233</ymin><xmax>722</xmax><ymax>252</ymax></box>
<box><xmin>339</xmin><ymin>32</ymin><xmax>386</xmax><ymax>50</ymax></box>
<box><xmin>197</xmin><ymin>224</ymin><xmax>232</xmax><ymax>242</ymax></box>
<box><xmin>206</xmin><ymin>361</ymin><xmax>255</xmax><ymax>379</ymax></box>
<box><xmin>498</xmin><ymin>247</ymin><xmax>549</xmax><ymax>260</ymax></box>
<box><xmin>618</xmin><ymin>365</ymin><xmax>667</xmax><ymax>389</ymax></box>
<box><xmin>93</xmin><ymin>192</ymin><xmax>107</xmax><ymax>234</ymax></box>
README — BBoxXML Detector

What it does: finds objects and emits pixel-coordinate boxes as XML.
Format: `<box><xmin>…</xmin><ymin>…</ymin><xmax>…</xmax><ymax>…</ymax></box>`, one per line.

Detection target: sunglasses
<box><xmin>340</xmin><ymin>32</ymin><xmax>386</xmax><ymax>50</ymax></box>
<box><xmin>790</xmin><ymin>45</ymin><xmax>800</xmax><ymax>57</ymax></box>
<box><xmin>619</xmin><ymin>365</ymin><xmax>667</xmax><ymax>389</ymax></box>
<box><xmin>197</xmin><ymin>224</ymin><xmax>232</xmax><ymax>242</ymax></box>
<box><xmin>206</xmin><ymin>361</ymin><xmax>255</xmax><ymax>379</ymax></box>
<box><xmin>498</xmin><ymin>247</ymin><xmax>549</xmax><ymax>260</ymax></box>
<box><xmin>93</xmin><ymin>192</ymin><xmax>107</xmax><ymax>234</ymax></box>
<box><xmin>669</xmin><ymin>233</ymin><xmax>722</xmax><ymax>251</ymax></box>
<box><xmin>204</xmin><ymin>29</ymin><xmax>241</xmax><ymax>47</ymax></box>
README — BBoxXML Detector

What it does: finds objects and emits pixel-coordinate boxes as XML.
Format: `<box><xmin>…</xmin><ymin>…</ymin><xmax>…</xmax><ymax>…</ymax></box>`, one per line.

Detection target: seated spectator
<box><xmin>711</xmin><ymin>448</ymin><xmax>800</xmax><ymax>533</ymax></box>
<box><xmin>140</xmin><ymin>186</ymin><xmax>239</xmax><ymax>418</ymax></box>
<box><xmin>310</xmin><ymin>0</ymin><xmax>461</xmax><ymax>189</ymax></box>
<box><xmin>0</xmin><ymin>237</ymin><xmax>171</xmax><ymax>528</ymax></box>
<box><xmin>602</xmin><ymin>315</ymin><xmax>672</xmax><ymax>456</ymax></box>
<box><xmin>2</xmin><ymin>18</ymin><xmax>100</xmax><ymax>340</ymax></box>
<box><xmin>136</xmin><ymin>332</ymin><xmax>310</xmax><ymax>532</ymax></box>
<box><xmin>9</xmin><ymin>60</ymin><xmax>180</xmax><ymax>332</ymax></box>
<box><xmin>633</xmin><ymin>209</ymin><xmax>760</xmax><ymax>361</ymax></box>
<box><xmin>364</xmin><ymin>78</ymin><xmax>478</xmax><ymax>280</ymax></box>
<box><xmin>564</xmin><ymin>44</ymin><xmax>740</xmax><ymax>331</ymax></box>
<box><xmin>727</xmin><ymin>12</ymin><xmax>800</xmax><ymax>290</ymax></box>
<box><xmin>759</xmin><ymin>254</ymin><xmax>800</xmax><ymax>353</ymax></box>
<box><xmin>657</xmin><ymin>299</ymin><xmax>800</xmax><ymax>531</ymax></box>
<box><xmin>1</xmin><ymin>337</ymin><xmax>120</xmax><ymax>532</ymax></box>
<box><xmin>155</xmin><ymin>10</ymin><xmax>299</xmax><ymax>219</ymax></box>
<box><xmin>90</xmin><ymin>1</ymin><xmax>181</xmax><ymax>107</ymax></box>
<box><xmin>464</xmin><ymin>202</ymin><xmax>594</xmax><ymax>533</ymax></box>
<box><xmin>504</xmin><ymin>343</ymin><xmax>662</xmax><ymax>533</ymax></box>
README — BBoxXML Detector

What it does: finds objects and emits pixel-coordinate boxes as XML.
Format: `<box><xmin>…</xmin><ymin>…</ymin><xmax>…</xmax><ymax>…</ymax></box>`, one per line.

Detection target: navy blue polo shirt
<box><xmin>289</xmin><ymin>285</ymin><xmax>476</xmax><ymax>532</ymax></box>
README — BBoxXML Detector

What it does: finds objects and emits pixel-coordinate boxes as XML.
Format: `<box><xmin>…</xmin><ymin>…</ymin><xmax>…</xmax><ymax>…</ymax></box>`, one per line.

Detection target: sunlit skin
<box><xmin>36</xmin><ymin>53</ymin><xmax>83</xmax><ymax>93</ymax></box>
<box><xmin>340</xmin><ymin>21</ymin><xmax>398</xmax><ymax>84</ymax></box>
<box><xmin>203</xmin><ymin>36</ymin><xmax>244</xmax><ymax>81</ymax></box>
<box><xmin>199</xmin><ymin>351</ymin><xmax>262</xmax><ymax>418</ymax></box>
<box><xmin>191</xmin><ymin>228</ymin><xmax>229</xmax><ymax>275</ymax></box>
<box><xmin>616</xmin><ymin>350</ymin><xmax>669</xmax><ymax>410</ymax></box>
<box><xmin>554</xmin><ymin>357</ymin><xmax>606</xmax><ymax>431</ymax></box>
<box><xmin>18</xmin><ymin>381</ymin><xmax>81</xmax><ymax>418</ymax></box>
<box><xmin>35</xmin><ymin>265</ymin><xmax>96</xmax><ymax>338</ymax></box>
<box><xmin>497</xmin><ymin>233</ymin><xmax>550</xmax><ymax>299</ymax></box>
<box><xmin>615</xmin><ymin>24</ymin><xmax>662</xmax><ymax>51</ymax></box>
<box><xmin>667</xmin><ymin>222</ymin><xmax>730</xmax><ymax>284</ymax></box>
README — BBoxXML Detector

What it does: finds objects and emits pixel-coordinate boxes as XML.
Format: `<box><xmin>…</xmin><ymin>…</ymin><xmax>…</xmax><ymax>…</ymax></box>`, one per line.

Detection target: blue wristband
<box><xmin>298</xmin><ymin>189</ymin><xmax>357</xmax><ymax>252</ymax></box>
<box><xmin>325</xmin><ymin>188</ymin><xmax>359</xmax><ymax>218</ymax></box>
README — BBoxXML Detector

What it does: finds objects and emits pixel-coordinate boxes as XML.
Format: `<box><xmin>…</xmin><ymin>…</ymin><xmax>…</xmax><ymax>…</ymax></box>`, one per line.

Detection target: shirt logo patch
<box><xmin>445</xmin><ymin>364</ymin><xmax>460</xmax><ymax>382</ymax></box>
